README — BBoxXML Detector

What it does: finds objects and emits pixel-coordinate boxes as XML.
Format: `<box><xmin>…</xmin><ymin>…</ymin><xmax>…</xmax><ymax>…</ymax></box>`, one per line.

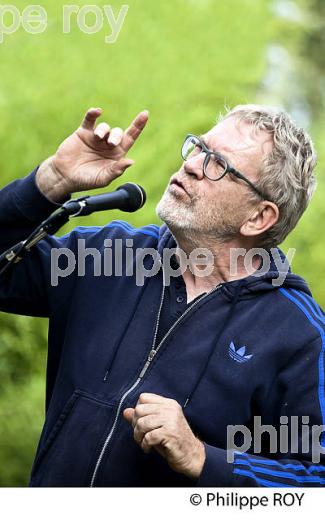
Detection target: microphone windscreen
<box><xmin>117</xmin><ymin>183</ymin><xmax>146</xmax><ymax>212</ymax></box>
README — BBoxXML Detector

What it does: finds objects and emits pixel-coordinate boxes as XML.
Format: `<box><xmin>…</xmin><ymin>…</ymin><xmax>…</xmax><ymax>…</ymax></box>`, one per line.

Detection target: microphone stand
<box><xmin>0</xmin><ymin>182</ymin><xmax>146</xmax><ymax>277</ymax></box>
<box><xmin>0</xmin><ymin>196</ymin><xmax>88</xmax><ymax>277</ymax></box>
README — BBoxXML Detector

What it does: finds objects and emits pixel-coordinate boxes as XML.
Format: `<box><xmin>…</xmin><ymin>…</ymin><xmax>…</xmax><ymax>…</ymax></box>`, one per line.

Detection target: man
<box><xmin>0</xmin><ymin>105</ymin><xmax>324</xmax><ymax>487</ymax></box>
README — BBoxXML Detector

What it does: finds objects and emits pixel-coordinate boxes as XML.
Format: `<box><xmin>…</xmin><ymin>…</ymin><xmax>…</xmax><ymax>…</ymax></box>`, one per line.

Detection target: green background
<box><xmin>0</xmin><ymin>0</ymin><xmax>323</xmax><ymax>485</ymax></box>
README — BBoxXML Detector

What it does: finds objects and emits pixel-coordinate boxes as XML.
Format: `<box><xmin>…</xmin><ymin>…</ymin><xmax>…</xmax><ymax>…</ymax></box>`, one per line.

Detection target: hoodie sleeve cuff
<box><xmin>12</xmin><ymin>167</ymin><xmax>67</xmax><ymax>222</ymax></box>
<box><xmin>195</xmin><ymin>443</ymin><xmax>236</xmax><ymax>487</ymax></box>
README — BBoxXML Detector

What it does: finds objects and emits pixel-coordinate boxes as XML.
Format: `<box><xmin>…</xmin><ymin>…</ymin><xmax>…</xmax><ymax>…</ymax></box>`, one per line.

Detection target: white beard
<box><xmin>156</xmin><ymin>184</ymin><xmax>241</xmax><ymax>242</ymax></box>
<box><xmin>156</xmin><ymin>185</ymin><xmax>198</xmax><ymax>232</ymax></box>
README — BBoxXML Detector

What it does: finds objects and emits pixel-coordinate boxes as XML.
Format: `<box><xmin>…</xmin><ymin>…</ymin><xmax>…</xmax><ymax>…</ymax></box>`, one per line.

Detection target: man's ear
<box><xmin>240</xmin><ymin>201</ymin><xmax>279</xmax><ymax>238</ymax></box>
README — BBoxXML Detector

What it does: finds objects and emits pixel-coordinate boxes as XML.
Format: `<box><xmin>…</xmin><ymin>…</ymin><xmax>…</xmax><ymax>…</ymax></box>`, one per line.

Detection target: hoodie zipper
<box><xmin>89</xmin><ymin>279</ymin><xmax>222</xmax><ymax>486</ymax></box>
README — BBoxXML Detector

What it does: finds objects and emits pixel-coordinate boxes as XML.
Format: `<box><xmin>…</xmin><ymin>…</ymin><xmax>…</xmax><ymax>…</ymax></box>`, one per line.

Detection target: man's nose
<box><xmin>183</xmin><ymin>152</ymin><xmax>205</xmax><ymax>179</ymax></box>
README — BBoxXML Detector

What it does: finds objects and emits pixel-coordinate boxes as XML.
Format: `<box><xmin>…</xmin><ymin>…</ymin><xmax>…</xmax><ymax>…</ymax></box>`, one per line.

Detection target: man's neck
<box><xmin>172</xmin><ymin>230</ymin><xmax>260</xmax><ymax>303</ymax></box>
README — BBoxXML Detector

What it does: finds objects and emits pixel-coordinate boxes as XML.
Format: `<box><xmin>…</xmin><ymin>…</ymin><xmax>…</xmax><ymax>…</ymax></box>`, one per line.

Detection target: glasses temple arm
<box><xmin>229</xmin><ymin>168</ymin><xmax>268</xmax><ymax>200</ymax></box>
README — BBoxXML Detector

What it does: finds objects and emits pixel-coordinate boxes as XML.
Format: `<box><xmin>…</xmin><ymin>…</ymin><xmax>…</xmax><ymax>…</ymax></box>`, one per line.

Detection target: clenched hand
<box><xmin>36</xmin><ymin>107</ymin><xmax>149</xmax><ymax>202</ymax></box>
<box><xmin>123</xmin><ymin>392</ymin><xmax>206</xmax><ymax>480</ymax></box>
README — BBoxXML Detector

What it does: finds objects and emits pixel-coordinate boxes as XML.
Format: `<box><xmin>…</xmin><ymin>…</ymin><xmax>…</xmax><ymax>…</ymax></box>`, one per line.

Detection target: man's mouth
<box><xmin>170</xmin><ymin>178</ymin><xmax>190</xmax><ymax>196</ymax></box>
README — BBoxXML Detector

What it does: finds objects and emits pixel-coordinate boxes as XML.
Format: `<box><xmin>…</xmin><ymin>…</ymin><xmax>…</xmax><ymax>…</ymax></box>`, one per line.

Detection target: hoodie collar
<box><xmin>157</xmin><ymin>224</ymin><xmax>312</xmax><ymax>299</ymax></box>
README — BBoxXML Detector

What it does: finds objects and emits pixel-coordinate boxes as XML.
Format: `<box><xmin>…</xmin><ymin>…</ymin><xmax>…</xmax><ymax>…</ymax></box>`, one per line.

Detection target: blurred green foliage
<box><xmin>0</xmin><ymin>0</ymin><xmax>323</xmax><ymax>485</ymax></box>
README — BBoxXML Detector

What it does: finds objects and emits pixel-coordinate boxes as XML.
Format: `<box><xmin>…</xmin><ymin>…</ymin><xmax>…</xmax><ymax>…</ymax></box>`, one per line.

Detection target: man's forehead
<box><xmin>203</xmin><ymin>116</ymin><xmax>273</xmax><ymax>161</ymax></box>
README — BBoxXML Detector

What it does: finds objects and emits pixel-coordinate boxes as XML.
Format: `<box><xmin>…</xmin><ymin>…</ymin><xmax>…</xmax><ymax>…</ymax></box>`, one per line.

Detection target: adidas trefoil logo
<box><xmin>229</xmin><ymin>341</ymin><xmax>253</xmax><ymax>363</ymax></box>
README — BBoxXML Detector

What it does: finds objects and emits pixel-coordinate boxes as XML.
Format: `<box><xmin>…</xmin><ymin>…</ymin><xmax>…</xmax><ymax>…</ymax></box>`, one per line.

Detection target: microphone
<box><xmin>61</xmin><ymin>183</ymin><xmax>146</xmax><ymax>216</ymax></box>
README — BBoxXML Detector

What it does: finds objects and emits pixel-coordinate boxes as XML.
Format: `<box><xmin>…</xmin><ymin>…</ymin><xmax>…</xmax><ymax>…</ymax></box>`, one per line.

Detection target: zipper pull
<box><xmin>139</xmin><ymin>349</ymin><xmax>157</xmax><ymax>378</ymax></box>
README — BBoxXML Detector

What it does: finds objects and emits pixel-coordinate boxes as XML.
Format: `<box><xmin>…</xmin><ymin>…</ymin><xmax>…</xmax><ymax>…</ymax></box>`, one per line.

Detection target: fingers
<box><xmin>81</xmin><ymin>108</ymin><xmax>149</xmax><ymax>152</ymax></box>
<box><xmin>94</xmin><ymin>124</ymin><xmax>124</xmax><ymax>147</ymax></box>
<box><xmin>123</xmin><ymin>405</ymin><xmax>160</xmax><ymax>429</ymax></box>
<box><xmin>94</xmin><ymin>122</ymin><xmax>111</xmax><ymax>139</ymax></box>
<box><xmin>137</xmin><ymin>393</ymin><xmax>174</xmax><ymax>405</ymax></box>
<box><xmin>123</xmin><ymin>404</ymin><xmax>163</xmax><ymax>446</ymax></box>
<box><xmin>94</xmin><ymin>123</ymin><xmax>123</xmax><ymax>146</ymax></box>
<box><xmin>107</xmin><ymin>127</ymin><xmax>123</xmax><ymax>146</ymax></box>
<box><xmin>132</xmin><ymin>403</ymin><xmax>162</xmax><ymax>420</ymax></box>
<box><xmin>81</xmin><ymin>107</ymin><xmax>102</xmax><ymax>130</ymax></box>
<box><xmin>122</xmin><ymin>110</ymin><xmax>149</xmax><ymax>152</ymax></box>
<box><xmin>133</xmin><ymin>415</ymin><xmax>163</xmax><ymax>445</ymax></box>
<box><xmin>142</xmin><ymin>428</ymin><xmax>166</xmax><ymax>455</ymax></box>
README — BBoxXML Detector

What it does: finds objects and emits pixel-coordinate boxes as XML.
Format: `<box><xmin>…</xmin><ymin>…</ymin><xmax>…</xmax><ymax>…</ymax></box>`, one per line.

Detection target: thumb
<box><xmin>123</xmin><ymin>407</ymin><xmax>135</xmax><ymax>424</ymax></box>
<box><xmin>112</xmin><ymin>158</ymin><xmax>135</xmax><ymax>176</ymax></box>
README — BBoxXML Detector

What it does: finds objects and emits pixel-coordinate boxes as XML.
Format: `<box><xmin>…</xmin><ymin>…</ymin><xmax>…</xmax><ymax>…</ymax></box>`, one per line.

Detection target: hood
<box><xmin>157</xmin><ymin>223</ymin><xmax>312</xmax><ymax>299</ymax></box>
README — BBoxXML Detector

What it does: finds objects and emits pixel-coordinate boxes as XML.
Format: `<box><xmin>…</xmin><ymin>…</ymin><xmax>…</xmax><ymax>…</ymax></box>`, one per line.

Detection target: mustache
<box><xmin>169</xmin><ymin>175</ymin><xmax>195</xmax><ymax>199</ymax></box>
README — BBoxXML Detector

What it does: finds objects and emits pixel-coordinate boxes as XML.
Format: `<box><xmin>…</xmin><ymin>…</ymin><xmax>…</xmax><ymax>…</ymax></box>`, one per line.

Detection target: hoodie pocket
<box><xmin>30</xmin><ymin>390</ymin><xmax>115</xmax><ymax>486</ymax></box>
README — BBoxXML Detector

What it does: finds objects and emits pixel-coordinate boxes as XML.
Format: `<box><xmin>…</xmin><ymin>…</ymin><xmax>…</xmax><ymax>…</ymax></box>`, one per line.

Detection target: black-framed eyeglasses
<box><xmin>181</xmin><ymin>134</ymin><xmax>269</xmax><ymax>201</ymax></box>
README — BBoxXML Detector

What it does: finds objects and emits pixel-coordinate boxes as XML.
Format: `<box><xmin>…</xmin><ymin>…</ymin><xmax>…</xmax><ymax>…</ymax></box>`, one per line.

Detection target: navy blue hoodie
<box><xmin>0</xmin><ymin>169</ymin><xmax>325</xmax><ymax>487</ymax></box>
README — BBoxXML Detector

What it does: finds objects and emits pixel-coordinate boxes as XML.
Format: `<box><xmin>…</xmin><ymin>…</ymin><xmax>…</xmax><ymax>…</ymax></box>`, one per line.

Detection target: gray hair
<box><xmin>222</xmin><ymin>104</ymin><xmax>317</xmax><ymax>249</ymax></box>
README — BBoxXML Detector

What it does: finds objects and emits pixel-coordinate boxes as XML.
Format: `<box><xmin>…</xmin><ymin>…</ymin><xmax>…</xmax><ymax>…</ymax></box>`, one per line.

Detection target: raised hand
<box><xmin>36</xmin><ymin>107</ymin><xmax>149</xmax><ymax>202</ymax></box>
